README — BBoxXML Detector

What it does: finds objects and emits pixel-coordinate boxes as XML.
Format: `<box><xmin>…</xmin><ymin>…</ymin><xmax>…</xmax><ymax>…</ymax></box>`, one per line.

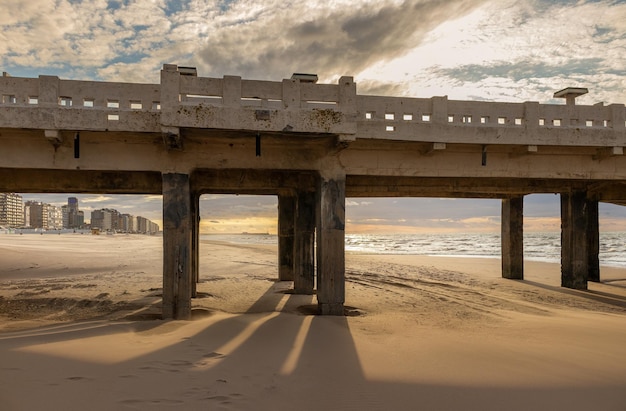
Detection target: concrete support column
<box><xmin>587</xmin><ymin>199</ymin><xmax>600</xmax><ymax>282</ymax></box>
<box><xmin>162</xmin><ymin>173</ymin><xmax>193</xmax><ymax>320</ymax></box>
<box><xmin>316</xmin><ymin>173</ymin><xmax>346</xmax><ymax>315</ymax></box>
<box><xmin>278</xmin><ymin>195</ymin><xmax>296</xmax><ymax>281</ymax></box>
<box><xmin>294</xmin><ymin>190</ymin><xmax>315</xmax><ymax>294</ymax></box>
<box><xmin>560</xmin><ymin>191</ymin><xmax>589</xmax><ymax>290</ymax></box>
<box><xmin>501</xmin><ymin>196</ymin><xmax>524</xmax><ymax>280</ymax></box>
<box><xmin>191</xmin><ymin>192</ymin><xmax>200</xmax><ymax>297</ymax></box>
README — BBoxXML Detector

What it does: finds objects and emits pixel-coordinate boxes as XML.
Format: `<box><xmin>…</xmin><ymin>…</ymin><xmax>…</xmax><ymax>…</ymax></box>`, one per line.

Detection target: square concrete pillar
<box><xmin>294</xmin><ymin>190</ymin><xmax>315</xmax><ymax>294</ymax></box>
<box><xmin>501</xmin><ymin>196</ymin><xmax>524</xmax><ymax>280</ymax></box>
<box><xmin>278</xmin><ymin>195</ymin><xmax>296</xmax><ymax>281</ymax></box>
<box><xmin>587</xmin><ymin>199</ymin><xmax>600</xmax><ymax>282</ymax></box>
<box><xmin>162</xmin><ymin>173</ymin><xmax>193</xmax><ymax>320</ymax></box>
<box><xmin>191</xmin><ymin>192</ymin><xmax>201</xmax><ymax>297</ymax></box>
<box><xmin>316</xmin><ymin>174</ymin><xmax>346</xmax><ymax>315</ymax></box>
<box><xmin>560</xmin><ymin>191</ymin><xmax>589</xmax><ymax>290</ymax></box>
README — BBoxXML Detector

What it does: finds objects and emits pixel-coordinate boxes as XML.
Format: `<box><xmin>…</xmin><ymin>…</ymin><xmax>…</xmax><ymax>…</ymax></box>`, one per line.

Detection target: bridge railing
<box><xmin>357</xmin><ymin>94</ymin><xmax>626</xmax><ymax>146</ymax></box>
<box><xmin>1</xmin><ymin>68</ymin><xmax>625</xmax><ymax>143</ymax></box>
<box><xmin>160</xmin><ymin>64</ymin><xmax>357</xmax><ymax>134</ymax></box>
<box><xmin>0</xmin><ymin>74</ymin><xmax>161</xmax><ymax>132</ymax></box>
<box><xmin>0</xmin><ymin>75</ymin><xmax>161</xmax><ymax>109</ymax></box>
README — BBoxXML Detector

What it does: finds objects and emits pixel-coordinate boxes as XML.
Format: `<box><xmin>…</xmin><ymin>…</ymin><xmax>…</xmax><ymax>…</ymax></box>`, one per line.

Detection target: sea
<box><xmin>4</xmin><ymin>229</ymin><xmax>626</xmax><ymax>269</ymax></box>
<box><xmin>201</xmin><ymin>232</ymin><xmax>626</xmax><ymax>269</ymax></box>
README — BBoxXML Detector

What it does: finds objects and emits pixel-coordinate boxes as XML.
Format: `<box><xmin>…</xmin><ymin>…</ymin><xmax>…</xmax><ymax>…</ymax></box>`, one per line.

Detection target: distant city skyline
<box><xmin>1</xmin><ymin>194</ymin><xmax>159</xmax><ymax>233</ymax></box>
<box><xmin>13</xmin><ymin>192</ymin><xmax>626</xmax><ymax>235</ymax></box>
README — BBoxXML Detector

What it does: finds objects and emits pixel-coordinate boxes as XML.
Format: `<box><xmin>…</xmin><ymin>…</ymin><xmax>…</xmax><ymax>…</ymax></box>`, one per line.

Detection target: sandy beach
<box><xmin>1</xmin><ymin>234</ymin><xmax>626</xmax><ymax>410</ymax></box>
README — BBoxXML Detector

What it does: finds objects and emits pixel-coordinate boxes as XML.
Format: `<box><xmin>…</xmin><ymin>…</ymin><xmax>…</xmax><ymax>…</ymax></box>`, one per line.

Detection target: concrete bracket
<box><xmin>335</xmin><ymin>134</ymin><xmax>356</xmax><ymax>150</ymax></box>
<box><xmin>423</xmin><ymin>142</ymin><xmax>446</xmax><ymax>155</ymax></box>
<box><xmin>162</xmin><ymin>126</ymin><xmax>183</xmax><ymax>151</ymax></box>
<box><xmin>593</xmin><ymin>146</ymin><xmax>623</xmax><ymax>160</ymax></box>
<box><xmin>44</xmin><ymin>129</ymin><xmax>63</xmax><ymax>148</ymax></box>
<box><xmin>508</xmin><ymin>145</ymin><xmax>539</xmax><ymax>158</ymax></box>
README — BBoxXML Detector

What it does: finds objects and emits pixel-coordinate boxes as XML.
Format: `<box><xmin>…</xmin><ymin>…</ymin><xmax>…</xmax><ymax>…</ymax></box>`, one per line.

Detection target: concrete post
<box><xmin>278</xmin><ymin>195</ymin><xmax>296</xmax><ymax>281</ymax></box>
<box><xmin>162</xmin><ymin>173</ymin><xmax>193</xmax><ymax>320</ymax></box>
<box><xmin>587</xmin><ymin>199</ymin><xmax>600</xmax><ymax>282</ymax></box>
<box><xmin>501</xmin><ymin>196</ymin><xmax>524</xmax><ymax>280</ymax></box>
<box><xmin>294</xmin><ymin>190</ymin><xmax>315</xmax><ymax>294</ymax></box>
<box><xmin>160</xmin><ymin>65</ymin><xmax>180</xmax><ymax>127</ymax></box>
<box><xmin>316</xmin><ymin>173</ymin><xmax>346</xmax><ymax>315</ymax></box>
<box><xmin>560</xmin><ymin>191</ymin><xmax>588</xmax><ymax>290</ymax></box>
<box><xmin>431</xmin><ymin>95</ymin><xmax>448</xmax><ymax>125</ymax></box>
<box><xmin>38</xmin><ymin>75</ymin><xmax>59</xmax><ymax>107</ymax></box>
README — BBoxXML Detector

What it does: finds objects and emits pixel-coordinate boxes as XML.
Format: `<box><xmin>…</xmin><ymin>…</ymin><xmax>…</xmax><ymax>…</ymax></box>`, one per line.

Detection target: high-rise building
<box><xmin>120</xmin><ymin>214</ymin><xmax>135</xmax><ymax>233</ymax></box>
<box><xmin>48</xmin><ymin>205</ymin><xmax>63</xmax><ymax>230</ymax></box>
<box><xmin>0</xmin><ymin>193</ymin><xmax>24</xmax><ymax>228</ymax></box>
<box><xmin>64</xmin><ymin>197</ymin><xmax>83</xmax><ymax>229</ymax></box>
<box><xmin>25</xmin><ymin>201</ymin><xmax>49</xmax><ymax>229</ymax></box>
<box><xmin>137</xmin><ymin>216</ymin><xmax>159</xmax><ymax>234</ymax></box>
<box><xmin>91</xmin><ymin>208</ymin><xmax>119</xmax><ymax>231</ymax></box>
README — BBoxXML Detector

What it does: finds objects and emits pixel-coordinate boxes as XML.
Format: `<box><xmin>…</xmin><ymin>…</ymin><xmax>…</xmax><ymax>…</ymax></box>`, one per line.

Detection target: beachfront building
<box><xmin>62</xmin><ymin>197</ymin><xmax>84</xmax><ymax>229</ymax></box>
<box><xmin>0</xmin><ymin>193</ymin><xmax>23</xmax><ymax>228</ymax></box>
<box><xmin>119</xmin><ymin>213</ymin><xmax>136</xmax><ymax>233</ymax></box>
<box><xmin>92</xmin><ymin>208</ymin><xmax>157</xmax><ymax>234</ymax></box>
<box><xmin>137</xmin><ymin>216</ymin><xmax>159</xmax><ymax>234</ymax></box>
<box><xmin>91</xmin><ymin>208</ymin><xmax>115</xmax><ymax>231</ymax></box>
<box><xmin>48</xmin><ymin>205</ymin><xmax>63</xmax><ymax>230</ymax></box>
<box><xmin>25</xmin><ymin>201</ymin><xmax>49</xmax><ymax>229</ymax></box>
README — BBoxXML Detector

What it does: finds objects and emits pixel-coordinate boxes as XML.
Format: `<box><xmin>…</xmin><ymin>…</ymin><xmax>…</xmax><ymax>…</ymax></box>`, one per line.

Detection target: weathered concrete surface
<box><xmin>560</xmin><ymin>191</ymin><xmax>589</xmax><ymax>290</ymax></box>
<box><xmin>294</xmin><ymin>190</ymin><xmax>316</xmax><ymax>294</ymax></box>
<box><xmin>191</xmin><ymin>192</ymin><xmax>200</xmax><ymax>297</ymax></box>
<box><xmin>587</xmin><ymin>199</ymin><xmax>600</xmax><ymax>282</ymax></box>
<box><xmin>501</xmin><ymin>196</ymin><xmax>524</xmax><ymax>280</ymax></box>
<box><xmin>316</xmin><ymin>172</ymin><xmax>346</xmax><ymax>315</ymax></box>
<box><xmin>162</xmin><ymin>173</ymin><xmax>193</xmax><ymax>320</ymax></box>
<box><xmin>278</xmin><ymin>195</ymin><xmax>295</xmax><ymax>281</ymax></box>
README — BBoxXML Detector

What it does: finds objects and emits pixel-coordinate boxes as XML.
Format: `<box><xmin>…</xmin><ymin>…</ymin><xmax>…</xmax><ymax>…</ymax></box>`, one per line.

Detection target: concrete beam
<box><xmin>501</xmin><ymin>196</ymin><xmax>524</xmax><ymax>280</ymax></box>
<box><xmin>316</xmin><ymin>173</ymin><xmax>346</xmax><ymax>315</ymax></box>
<box><xmin>162</xmin><ymin>173</ymin><xmax>193</xmax><ymax>320</ymax></box>
<box><xmin>0</xmin><ymin>168</ymin><xmax>162</xmax><ymax>194</ymax></box>
<box><xmin>560</xmin><ymin>190</ymin><xmax>589</xmax><ymax>290</ymax></box>
<box><xmin>278</xmin><ymin>195</ymin><xmax>296</xmax><ymax>281</ymax></box>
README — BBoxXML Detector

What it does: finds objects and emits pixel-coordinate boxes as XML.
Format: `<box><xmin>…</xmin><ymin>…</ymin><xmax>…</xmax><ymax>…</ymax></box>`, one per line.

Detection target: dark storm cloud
<box><xmin>198</xmin><ymin>0</ymin><xmax>488</xmax><ymax>80</ymax></box>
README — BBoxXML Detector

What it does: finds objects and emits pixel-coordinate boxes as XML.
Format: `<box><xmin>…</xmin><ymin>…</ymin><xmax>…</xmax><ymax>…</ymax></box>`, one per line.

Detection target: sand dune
<box><xmin>1</xmin><ymin>234</ymin><xmax>626</xmax><ymax>410</ymax></box>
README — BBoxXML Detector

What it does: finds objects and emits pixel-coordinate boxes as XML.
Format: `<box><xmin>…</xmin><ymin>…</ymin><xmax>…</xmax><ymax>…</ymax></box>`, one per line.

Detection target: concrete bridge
<box><xmin>1</xmin><ymin>64</ymin><xmax>625</xmax><ymax>319</ymax></box>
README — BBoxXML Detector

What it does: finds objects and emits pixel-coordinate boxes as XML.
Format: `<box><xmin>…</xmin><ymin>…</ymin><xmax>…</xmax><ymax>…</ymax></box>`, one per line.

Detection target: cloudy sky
<box><xmin>4</xmin><ymin>0</ymin><xmax>626</xmax><ymax>233</ymax></box>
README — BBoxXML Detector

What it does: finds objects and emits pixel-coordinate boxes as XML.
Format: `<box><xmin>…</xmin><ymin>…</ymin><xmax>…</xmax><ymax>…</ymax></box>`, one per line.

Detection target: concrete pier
<box><xmin>587</xmin><ymin>199</ymin><xmax>600</xmax><ymax>282</ymax></box>
<box><xmin>560</xmin><ymin>191</ymin><xmax>589</xmax><ymax>290</ymax></box>
<box><xmin>501</xmin><ymin>196</ymin><xmax>524</xmax><ymax>280</ymax></box>
<box><xmin>191</xmin><ymin>192</ymin><xmax>200</xmax><ymax>297</ymax></box>
<box><xmin>278</xmin><ymin>195</ymin><xmax>296</xmax><ymax>281</ymax></box>
<box><xmin>294</xmin><ymin>190</ymin><xmax>316</xmax><ymax>294</ymax></box>
<box><xmin>162</xmin><ymin>173</ymin><xmax>193</xmax><ymax>320</ymax></box>
<box><xmin>316</xmin><ymin>172</ymin><xmax>346</xmax><ymax>315</ymax></box>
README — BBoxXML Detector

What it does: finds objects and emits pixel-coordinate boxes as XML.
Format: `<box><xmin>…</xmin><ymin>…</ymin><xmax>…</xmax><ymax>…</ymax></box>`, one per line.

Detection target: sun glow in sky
<box><xmin>5</xmin><ymin>0</ymin><xmax>626</xmax><ymax>233</ymax></box>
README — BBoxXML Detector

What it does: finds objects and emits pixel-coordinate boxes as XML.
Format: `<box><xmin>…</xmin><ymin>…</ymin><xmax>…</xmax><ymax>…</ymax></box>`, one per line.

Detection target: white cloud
<box><xmin>80</xmin><ymin>195</ymin><xmax>115</xmax><ymax>203</ymax></box>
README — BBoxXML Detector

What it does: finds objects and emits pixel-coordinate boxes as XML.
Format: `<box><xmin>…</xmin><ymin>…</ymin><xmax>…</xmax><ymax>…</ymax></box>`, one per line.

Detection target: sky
<box><xmin>3</xmin><ymin>0</ymin><xmax>626</xmax><ymax>234</ymax></box>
